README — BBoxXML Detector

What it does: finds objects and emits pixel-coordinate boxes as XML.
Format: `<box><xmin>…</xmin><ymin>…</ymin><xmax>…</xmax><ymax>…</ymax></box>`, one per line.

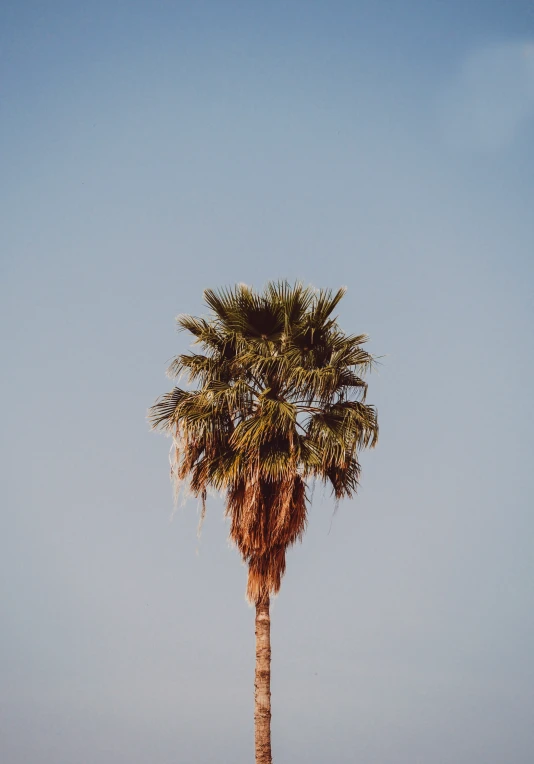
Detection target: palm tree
<box><xmin>149</xmin><ymin>281</ymin><xmax>378</xmax><ymax>764</ymax></box>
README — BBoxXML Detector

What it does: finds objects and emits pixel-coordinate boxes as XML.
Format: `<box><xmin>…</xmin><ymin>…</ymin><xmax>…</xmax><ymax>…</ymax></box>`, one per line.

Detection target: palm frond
<box><xmin>148</xmin><ymin>387</ymin><xmax>188</xmax><ymax>430</ymax></box>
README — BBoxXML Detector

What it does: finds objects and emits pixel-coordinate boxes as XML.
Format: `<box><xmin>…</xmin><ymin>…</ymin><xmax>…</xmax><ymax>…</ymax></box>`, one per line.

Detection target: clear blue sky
<box><xmin>1</xmin><ymin>2</ymin><xmax>533</xmax><ymax>762</ymax></box>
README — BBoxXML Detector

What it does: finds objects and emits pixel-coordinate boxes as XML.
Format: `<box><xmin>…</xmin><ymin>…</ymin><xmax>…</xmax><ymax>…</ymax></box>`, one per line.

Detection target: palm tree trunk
<box><xmin>254</xmin><ymin>595</ymin><xmax>272</xmax><ymax>764</ymax></box>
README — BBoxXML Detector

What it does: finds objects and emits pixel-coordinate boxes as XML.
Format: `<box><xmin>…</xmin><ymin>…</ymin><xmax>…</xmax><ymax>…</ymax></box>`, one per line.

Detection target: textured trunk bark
<box><xmin>254</xmin><ymin>596</ymin><xmax>272</xmax><ymax>764</ymax></box>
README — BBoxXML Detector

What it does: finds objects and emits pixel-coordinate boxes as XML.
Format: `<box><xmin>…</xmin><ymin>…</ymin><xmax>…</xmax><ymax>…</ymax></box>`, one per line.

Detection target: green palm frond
<box><xmin>148</xmin><ymin>386</ymin><xmax>189</xmax><ymax>430</ymax></box>
<box><xmin>308</xmin><ymin>286</ymin><xmax>347</xmax><ymax>326</ymax></box>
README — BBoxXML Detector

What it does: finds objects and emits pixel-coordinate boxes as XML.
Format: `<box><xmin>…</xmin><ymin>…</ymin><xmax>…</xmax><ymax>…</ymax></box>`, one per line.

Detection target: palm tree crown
<box><xmin>149</xmin><ymin>281</ymin><xmax>378</xmax><ymax>603</ymax></box>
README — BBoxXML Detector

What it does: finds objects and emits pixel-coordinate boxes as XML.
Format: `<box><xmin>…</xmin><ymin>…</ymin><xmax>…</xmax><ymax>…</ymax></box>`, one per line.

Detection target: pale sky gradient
<box><xmin>1</xmin><ymin>2</ymin><xmax>533</xmax><ymax>763</ymax></box>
